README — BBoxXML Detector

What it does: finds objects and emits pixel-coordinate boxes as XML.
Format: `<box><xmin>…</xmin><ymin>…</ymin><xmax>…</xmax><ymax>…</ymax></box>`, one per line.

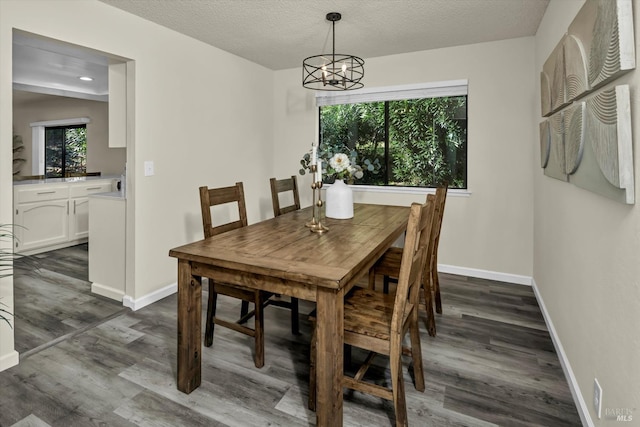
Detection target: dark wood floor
<box><xmin>1</xmin><ymin>244</ymin><xmax>581</xmax><ymax>426</ymax></box>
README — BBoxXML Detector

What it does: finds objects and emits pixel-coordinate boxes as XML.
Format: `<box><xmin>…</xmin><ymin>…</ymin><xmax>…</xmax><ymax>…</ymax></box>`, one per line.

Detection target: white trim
<box><xmin>345</xmin><ymin>184</ymin><xmax>471</xmax><ymax>197</ymax></box>
<box><xmin>31</xmin><ymin>126</ymin><xmax>45</xmax><ymax>175</ymax></box>
<box><xmin>30</xmin><ymin>117</ymin><xmax>91</xmax><ymax>127</ymax></box>
<box><xmin>122</xmin><ymin>282</ymin><xmax>176</xmax><ymax>311</ymax></box>
<box><xmin>531</xmin><ymin>278</ymin><xmax>593</xmax><ymax>427</ymax></box>
<box><xmin>438</xmin><ymin>264</ymin><xmax>532</xmax><ymax>285</ymax></box>
<box><xmin>91</xmin><ymin>282</ymin><xmax>125</xmax><ymax>302</ymax></box>
<box><xmin>315</xmin><ymin>79</ymin><xmax>469</xmax><ymax>106</ymax></box>
<box><xmin>0</xmin><ymin>350</ymin><xmax>19</xmax><ymax>371</ymax></box>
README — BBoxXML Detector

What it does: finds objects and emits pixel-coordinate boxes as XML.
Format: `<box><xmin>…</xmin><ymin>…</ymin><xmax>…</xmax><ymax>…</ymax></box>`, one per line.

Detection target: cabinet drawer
<box><xmin>69</xmin><ymin>181</ymin><xmax>113</xmax><ymax>197</ymax></box>
<box><xmin>15</xmin><ymin>186</ymin><xmax>69</xmax><ymax>203</ymax></box>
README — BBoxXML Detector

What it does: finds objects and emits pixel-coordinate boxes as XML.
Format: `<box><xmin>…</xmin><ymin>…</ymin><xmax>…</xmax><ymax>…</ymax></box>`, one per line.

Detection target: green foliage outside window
<box><xmin>320</xmin><ymin>96</ymin><xmax>467</xmax><ymax>188</ymax></box>
<box><xmin>45</xmin><ymin>125</ymin><xmax>87</xmax><ymax>178</ymax></box>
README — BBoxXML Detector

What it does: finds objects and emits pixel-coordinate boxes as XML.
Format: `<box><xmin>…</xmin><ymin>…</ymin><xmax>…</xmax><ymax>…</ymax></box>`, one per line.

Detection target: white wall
<box><xmin>0</xmin><ymin>0</ymin><xmax>275</xmax><ymax>368</ymax></box>
<box><xmin>274</xmin><ymin>37</ymin><xmax>536</xmax><ymax>279</ymax></box>
<box><xmin>12</xmin><ymin>92</ymin><xmax>126</xmax><ymax>176</ymax></box>
<box><xmin>534</xmin><ymin>1</ymin><xmax>640</xmax><ymax>425</ymax></box>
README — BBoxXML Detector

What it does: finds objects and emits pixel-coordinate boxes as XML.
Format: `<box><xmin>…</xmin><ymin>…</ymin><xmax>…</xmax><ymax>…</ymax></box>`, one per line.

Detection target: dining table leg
<box><xmin>177</xmin><ymin>259</ymin><xmax>202</xmax><ymax>393</ymax></box>
<box><xmin>315</xmin><ymin>286</ymin><xmax>344</xmax><ymax>427</ymax></box>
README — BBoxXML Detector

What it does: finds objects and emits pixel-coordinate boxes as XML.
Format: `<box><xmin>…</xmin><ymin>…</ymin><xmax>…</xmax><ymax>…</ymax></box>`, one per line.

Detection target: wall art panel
<box><xmin>566</xmin><ymin>0</ymin><xmax>635</xmax><ymax>100</ymax></box>
<box><xmin>541</xmin><ymin>38</ymin><xmax>568</xmax><ymax>117</ymax></box>
<box><xmin>569</xmin><ymin>85</ymin><xmax>634</xmax><ymax>204</ymax></box>
<box><xmin>539</xmin><ymin>0</ymin><xmax>635</xmax><ymax>204</ymax></box>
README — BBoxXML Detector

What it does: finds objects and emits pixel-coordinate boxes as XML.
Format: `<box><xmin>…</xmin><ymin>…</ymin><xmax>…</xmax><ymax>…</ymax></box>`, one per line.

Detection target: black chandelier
<box><xmin>302</xmin><ymin>12</ymin><xmax>364</xmax><ymax>91</ymax></box>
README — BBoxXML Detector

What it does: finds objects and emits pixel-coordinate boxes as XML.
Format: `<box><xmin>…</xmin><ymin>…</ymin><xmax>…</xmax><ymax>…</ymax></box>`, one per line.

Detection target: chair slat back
<box><xmin>270</xmin><ymin>176</ymin><xmax>301</xmax><ymax>217</ymax></box>
<box><xmin>391</xmin><ymin>197</ymin><xmax>436</xmax><ymax>335</ymax></box>
<box><xmin>199</xmin><ymin>182</ymin><xmax>248</xmax><ymax>238</ymax></box>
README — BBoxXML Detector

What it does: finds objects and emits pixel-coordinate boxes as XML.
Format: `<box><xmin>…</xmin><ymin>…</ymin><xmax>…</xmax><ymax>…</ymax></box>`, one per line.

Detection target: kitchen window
<box><xmin>45</xmin><ymin>124</ymin><xmax>87</xmax><ymax>178</ymax></box>
<box><xmin>29</xmin><ymin>117</ymin><xmax>90</xmax><ymax>177</ymax></box>
<box><xmin>317</xmin><ymin>80</ymin><xmax>468</xmax><ymax>189</ymax></box>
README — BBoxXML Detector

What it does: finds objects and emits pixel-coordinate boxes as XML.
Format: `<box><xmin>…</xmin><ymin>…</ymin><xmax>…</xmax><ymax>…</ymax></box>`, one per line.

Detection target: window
<box><xmin>45</xmin><ymin>124</ymin><xmax>87</xmax><ymax>178</ymax></box>
<box><xmin>318</xmin><ymin>81</ymin><xmax>468</xmax><ymax>189</ymax></box>
<box><xmin>30</xmin><ymin>117</ymin><xmax>90</xmax><ymax>177</ymax></box>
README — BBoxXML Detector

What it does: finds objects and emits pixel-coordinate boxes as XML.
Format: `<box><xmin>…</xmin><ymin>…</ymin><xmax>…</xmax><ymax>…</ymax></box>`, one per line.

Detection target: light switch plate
<box><xmin>144</xmin><ymin>161</ymin><xmax>154</xmax><ymax>176</ymax></box>
<box><xmin>594</xmin><ymin>378</ymin><xmax>602</xmax><ymax>419</ymax></box>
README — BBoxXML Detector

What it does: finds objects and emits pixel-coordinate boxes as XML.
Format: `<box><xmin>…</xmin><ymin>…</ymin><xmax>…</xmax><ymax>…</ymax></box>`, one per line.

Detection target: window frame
<box><xmin>316</xmin><ymin>80</ymin><xmax>470</xmax><ymax>195</ymax></box>
<box><xmin>30</xmin><ymin>117</ymin><xmax>90</xmax><ymax>176</ymax></box>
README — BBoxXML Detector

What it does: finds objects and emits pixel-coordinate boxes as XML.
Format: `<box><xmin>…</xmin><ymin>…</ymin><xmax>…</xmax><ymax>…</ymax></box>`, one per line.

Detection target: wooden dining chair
<box><xmin>269</xmin><ymin>176</ymin><xmax>301</xmax><ymax>335</ymax></box>
<box><xmin>309</xmin><ymin>198</ymin><xmax>436</xmax><ymax>426</ymax></box>
<box><xmin>199</xmin><ymin>182</ymin><xmax>268</xmax><ymax>367</ymax></box>
<box><xmin>269</xmin><ymin>175</ymin><xmax>301</xmax><ymax>217</ymax></box>
<box><xmin>372</xmin><ymin>185</ymin><xmax>448</xmax><ymax>336</ymax></box>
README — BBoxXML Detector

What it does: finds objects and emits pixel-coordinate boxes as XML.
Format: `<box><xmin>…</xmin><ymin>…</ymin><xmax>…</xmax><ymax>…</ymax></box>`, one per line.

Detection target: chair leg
<box><xmin>308</xmin><ymin>326</ymin><xmax>317</xmax><ymax>411</ymax></box>
<box><xmin>390</xmin><ymin>347</ymin><xmax>408</xmax><ymax>427</ymax></box>
<box><xmin>291</xmin><ymin>297</ymin><xmax>300</xmax><ymax>335</ymax></box>
<box><xmin>422</xmin><ymin>278</ymin><xmax>437</xmax><ymax>337</ymax></box>
<box><xmin>205</xmin><ymin>280</ymin><xmax>217</xmax><ymax>347</ymax></box>
<box><xmin>409</xmin><ymin>321</ymin><xmax>425</xmax><ymax>392</ymax></box>
<box><xmin>344</xmin><ymin>344</ymin><xmax>352</xmax><ymax>368</ymax></box>
<box><xmin>433</xmin><ymin>267</ymin><xmax>442</xmax><ymax>314</ymax></box>
<box><xmin>368</xmin><ymin>268</ymin><xmax>376</xmax><ymax>290</ymax></box>
<box><xmin>239</xmin><ymin>300</ymin><xmax>250</xmax><ymax>323</ymax></box>
<box><xmin>254</xmin><ymin>291</ymin><xmax>265</xmax><ymax>368</ymax></box>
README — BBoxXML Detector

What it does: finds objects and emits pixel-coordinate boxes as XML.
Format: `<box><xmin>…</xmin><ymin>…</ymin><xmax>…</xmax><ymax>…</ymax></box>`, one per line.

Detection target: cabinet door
<box><xmin>15</xmin><ymin>200</ymin><xmax>69</xmax><ymax>252</ymax></box>
<box><xmin>70</xmin><ymin>197</ymin><xmax>89</xmax><ymax>240</ymax></box>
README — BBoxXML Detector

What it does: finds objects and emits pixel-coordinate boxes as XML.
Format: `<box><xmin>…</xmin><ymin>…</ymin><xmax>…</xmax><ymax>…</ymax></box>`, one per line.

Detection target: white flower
<box><xmin>330</xmin><ymin>153</ymin><xmax>350</xmax><ymax>172</ymax></box>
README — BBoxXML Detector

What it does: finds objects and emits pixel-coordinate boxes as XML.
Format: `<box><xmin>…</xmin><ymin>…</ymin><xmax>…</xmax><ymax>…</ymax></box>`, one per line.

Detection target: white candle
<box><xmin>311</xmin><ymin>144</ymin><xmax>317</xmax><ymax>166</ymax></box>
<box><xmin>316</xmin><ymin>159</ymin><xmax>322</xmax><ymax>183</ymax></box>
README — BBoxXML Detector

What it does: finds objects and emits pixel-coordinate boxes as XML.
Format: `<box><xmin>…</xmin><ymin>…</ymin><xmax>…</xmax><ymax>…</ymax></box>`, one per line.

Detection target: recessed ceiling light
<box><xmin>79</xmin><ymin>76</ymin><xmax>93</xmax><ymax>81</ymax></box>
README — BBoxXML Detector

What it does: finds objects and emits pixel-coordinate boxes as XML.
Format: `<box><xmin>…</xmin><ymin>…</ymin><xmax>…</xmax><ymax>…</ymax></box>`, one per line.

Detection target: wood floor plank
<box><xmin>1</xmin><ymin>244</ymin><xmax>582</xmax><ymax>427</ymax></box>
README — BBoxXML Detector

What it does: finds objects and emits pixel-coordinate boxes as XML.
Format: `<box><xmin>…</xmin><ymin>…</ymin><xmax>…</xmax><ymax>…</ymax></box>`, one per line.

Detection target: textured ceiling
<box><xmin>97</xmin><ymin>0</ymin><xmax>550</xmax><ymax>70</ymax></box>
<box><xmin>13</xmin><ymin>0</ymin><xmax>550</xmax><ymax>101</ymax></box>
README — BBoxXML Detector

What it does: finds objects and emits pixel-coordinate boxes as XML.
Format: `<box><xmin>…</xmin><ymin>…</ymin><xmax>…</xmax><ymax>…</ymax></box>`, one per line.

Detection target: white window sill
<box><xmin>326</xmin><ymin>183</ymin><xmax>471</xmax><ymax>197</ymax></box>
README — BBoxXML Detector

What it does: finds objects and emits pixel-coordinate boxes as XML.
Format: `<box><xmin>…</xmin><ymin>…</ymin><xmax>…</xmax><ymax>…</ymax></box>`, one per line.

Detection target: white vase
<box><xmin>325</xmin><ymin>179</ymin><xmax>354</xmax><ymax>219</ymax></box>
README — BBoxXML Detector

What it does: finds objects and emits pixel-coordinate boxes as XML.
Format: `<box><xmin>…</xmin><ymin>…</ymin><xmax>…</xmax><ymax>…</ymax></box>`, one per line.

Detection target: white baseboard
<box><xmin>126</xmin><ymin>265</ymin><xmax>531</xmax><ymax>312</ymax></box>
<box><xmin>91</xmin><ymin>282</ymin><xmax>125</xmax><ymax>302</ymax></box>
<box><xmin>0</xmin><ymin>350</ymin><xmax>19</xmax><ymax>372</ymax></box>
<box><xmin>531</xmin><ymin>278</ymin><xmax>593</xmax><ymax>427</ymax></box>
<box><xmin>122</xmin><ymin>282</ymin><xmax>177</xmax><ymax>311</ymax></box>
<box><xmin>439</xmin><ymin>264</ymin><xmax>533</xmax><ymax>286</ymax></box>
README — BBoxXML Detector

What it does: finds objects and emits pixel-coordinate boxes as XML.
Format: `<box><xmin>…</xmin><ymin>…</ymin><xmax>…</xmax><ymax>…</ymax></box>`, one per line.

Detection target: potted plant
<box><xmin>13</xmin><ymin>132</ymin><xmax>26</xmax><ymax>176</ymax></box>
<box><xmin>0</xmin><ymin>224</ymin><xmax>15</xmax><ymax>327</ymax></box>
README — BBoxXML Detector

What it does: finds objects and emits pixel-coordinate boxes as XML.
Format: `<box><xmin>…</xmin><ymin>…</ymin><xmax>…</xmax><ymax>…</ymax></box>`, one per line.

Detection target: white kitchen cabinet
<box><xmin>14</xmin><ymin>184</ymin><xmax>69</xmax><ymax>253</ymax></box>
<box><xmin>69</xmin><ymin>182</ymin><xmax>113</xmax><ymax>240</ymax></box>
<box><xmin>14</xmin><ymin>179</ymin><xmax>115</xmax><ymax>254</ymax></box>
<box><xmin>14</xmin><ymin>199</ymin><xmax>69</xmax><ymax>252</ymax></box>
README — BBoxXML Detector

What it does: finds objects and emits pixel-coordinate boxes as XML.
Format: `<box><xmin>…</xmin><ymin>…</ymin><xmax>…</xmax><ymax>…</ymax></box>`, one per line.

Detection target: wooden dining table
<box><xmin>168</xmin><ymin>203</ymin><xmax>409</xmax><ymax>427</ymax></box>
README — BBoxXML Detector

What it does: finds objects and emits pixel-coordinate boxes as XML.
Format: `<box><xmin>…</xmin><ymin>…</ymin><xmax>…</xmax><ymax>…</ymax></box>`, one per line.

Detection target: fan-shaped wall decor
<box><xmin>564</xmin><ymin>35</ymin><xmax>589</xmax><ymax>103</ymax></box>
<box><xmin>565</xmin><ymin>0</ymin><xmax>635</xmax><ymax>99</ymax></box>
<box><xmin>541</xmin><ymin>39</ymin><xmax>568</xmax><ymax>117</ymax></box>
<box><xmin>564</xmin><ymin>102</ymin><xmax>585</xmax><ymax>175</ymax></box>
<box><xmin>539</xmin><ymin>0</ymin><xmax>635</xmax><ymax>204</ymax></box>
<box><xmin>543</xmin><ymin>112</ymin><xmax>568</xmax><ymax>182</ymax></box>
<box><xmin>539</xmin><ymin>120</ymin><xmax>550</xmax><ymax>168</ymax></box>
<box><xmin>568</xmin><ymin>86</ymin><xmax>633</xmax><ymax>204</ymax></box>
